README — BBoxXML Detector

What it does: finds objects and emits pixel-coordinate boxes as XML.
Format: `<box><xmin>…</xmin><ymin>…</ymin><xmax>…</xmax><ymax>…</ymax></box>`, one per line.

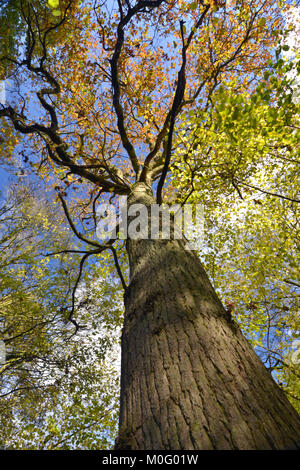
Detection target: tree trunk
<box><xmin>115</xmin><ymin>183</ymin><xmax>300</xmax><ymax>450</ymax></box>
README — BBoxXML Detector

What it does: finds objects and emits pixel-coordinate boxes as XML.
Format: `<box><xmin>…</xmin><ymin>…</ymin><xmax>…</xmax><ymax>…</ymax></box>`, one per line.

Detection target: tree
<box><xmin>170</xmin><ymin>47</ymin><xmax>300</xmax><ymax>413</ymax></box>
<box><xmin>0</xmin><ymin>0</ymin><xmax>24</xmax><ymax>76</ymax></box>
<box><xmin>0</xmin><ymin>182</ymin><xmax>121</xmax><ymax>449</ymax></box>
<box><xmin>0</xmin><ymin>0</ymin><xmax>300</xmax><ymax>449</ymax></box>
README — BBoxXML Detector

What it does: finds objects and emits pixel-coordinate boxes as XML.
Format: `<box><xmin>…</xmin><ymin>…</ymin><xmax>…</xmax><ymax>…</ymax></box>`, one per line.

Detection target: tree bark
<box><xmin>115</xmin><ymin>183</ymin><xmax>300</xmax><ymax>450</ymax></box>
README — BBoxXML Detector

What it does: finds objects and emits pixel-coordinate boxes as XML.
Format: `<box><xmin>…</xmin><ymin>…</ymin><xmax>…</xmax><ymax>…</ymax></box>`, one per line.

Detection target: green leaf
<box><xmin>48</xmin><ymin>0</ymin><xmax>60</xmax><ymax>8</ymax></box>
<box><xmin>189</xmin><ymin>2</ymin><xmax>198</xmax><ymax>11</ymax></box>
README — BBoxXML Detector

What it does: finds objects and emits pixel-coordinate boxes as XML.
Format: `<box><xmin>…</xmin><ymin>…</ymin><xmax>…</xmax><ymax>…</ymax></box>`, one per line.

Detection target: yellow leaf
<box><xmin>48</xmin><ymin>0</ymin><xmax>59</xmax><ymax>7</ymax></box>
<box><xmin>52</xmin><ymin>9</ymin><xmax>62</xmax><ymax>17</ymax></box>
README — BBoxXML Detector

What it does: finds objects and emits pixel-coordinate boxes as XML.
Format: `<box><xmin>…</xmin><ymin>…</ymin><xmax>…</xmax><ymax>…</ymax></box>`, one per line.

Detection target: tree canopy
<box><xmin>0</xmin><ymin>0</ymin><xmax>299</xmax><ymax>448</ymax></box>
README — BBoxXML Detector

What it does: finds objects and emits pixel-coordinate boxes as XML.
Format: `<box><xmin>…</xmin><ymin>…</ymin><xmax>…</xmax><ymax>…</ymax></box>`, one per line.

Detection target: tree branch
<box><xmin>156</xmin><ymin>20</ymin><xmax>187</xmax><ymax>204</ymax></box>
<box><xmin>236</xmin><ymin>179</ymin><xmax>300</xmax><ymax>204</ymax></box>
<box><xmin>110</xmin><ymin>0</ymin><xmax>165</xmax><ymax>177</ymax></box>
<box><xmin>140</xmin><ymin>4</ymin><xmax>210</xmax><ymax>184</ymax></box>
<box><xmin>58</xmin><ymin>193</ymin><xmax>103</xmax><ymax>248</ymax></box>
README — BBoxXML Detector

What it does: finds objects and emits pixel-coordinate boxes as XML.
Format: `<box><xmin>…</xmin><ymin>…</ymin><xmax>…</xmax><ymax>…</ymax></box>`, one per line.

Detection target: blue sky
<box><xmin>0</xmin><ymin>167</ymin><xmax>13</xmax><ymax>199</ymax></box>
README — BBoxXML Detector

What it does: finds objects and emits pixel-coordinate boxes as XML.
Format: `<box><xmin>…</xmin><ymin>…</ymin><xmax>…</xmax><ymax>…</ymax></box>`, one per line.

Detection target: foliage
<box><xmin>170</xmin><ymin>39</ymin><xmax>300</xmax><ymax>410</ymax></box>
<box><xmin>0</xmin><ymin>0</ymin><xmax>299</xmax><ymax>448</ymax></box>
<box><xmin>0</xmin><ymin>0</ymin><xmax>23</xmax><ymax>77</ymax></box>
<box><xmin>0</xmin><ymin>183</ymin><xmax>122</xmax><ymax>449</ymax></box>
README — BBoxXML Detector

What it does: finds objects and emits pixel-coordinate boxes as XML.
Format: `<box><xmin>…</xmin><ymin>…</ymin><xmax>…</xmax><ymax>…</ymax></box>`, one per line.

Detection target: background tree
<box><xmin>0</xmin><ymin>0</ymin><xmax>300</xmax><ymax>450</ymax></box>
<box><xmin>0</xmin><ymin>182</ymin><xmax>121</xmax><ymax>449</ymax></box>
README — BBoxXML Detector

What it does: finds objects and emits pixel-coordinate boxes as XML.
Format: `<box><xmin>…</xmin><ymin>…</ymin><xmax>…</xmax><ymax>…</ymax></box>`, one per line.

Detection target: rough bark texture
<box><xmin>116</xmin><ymin>183</ymin><xmax>300</xmax><ymax>450</ymax></box>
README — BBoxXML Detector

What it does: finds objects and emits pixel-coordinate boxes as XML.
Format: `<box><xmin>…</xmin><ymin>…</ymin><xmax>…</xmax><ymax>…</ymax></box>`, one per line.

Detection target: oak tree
<box><xmin>1</xmin><ymin>0</ymin><xmax>300</xmax><ymax>449</ymax></box>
